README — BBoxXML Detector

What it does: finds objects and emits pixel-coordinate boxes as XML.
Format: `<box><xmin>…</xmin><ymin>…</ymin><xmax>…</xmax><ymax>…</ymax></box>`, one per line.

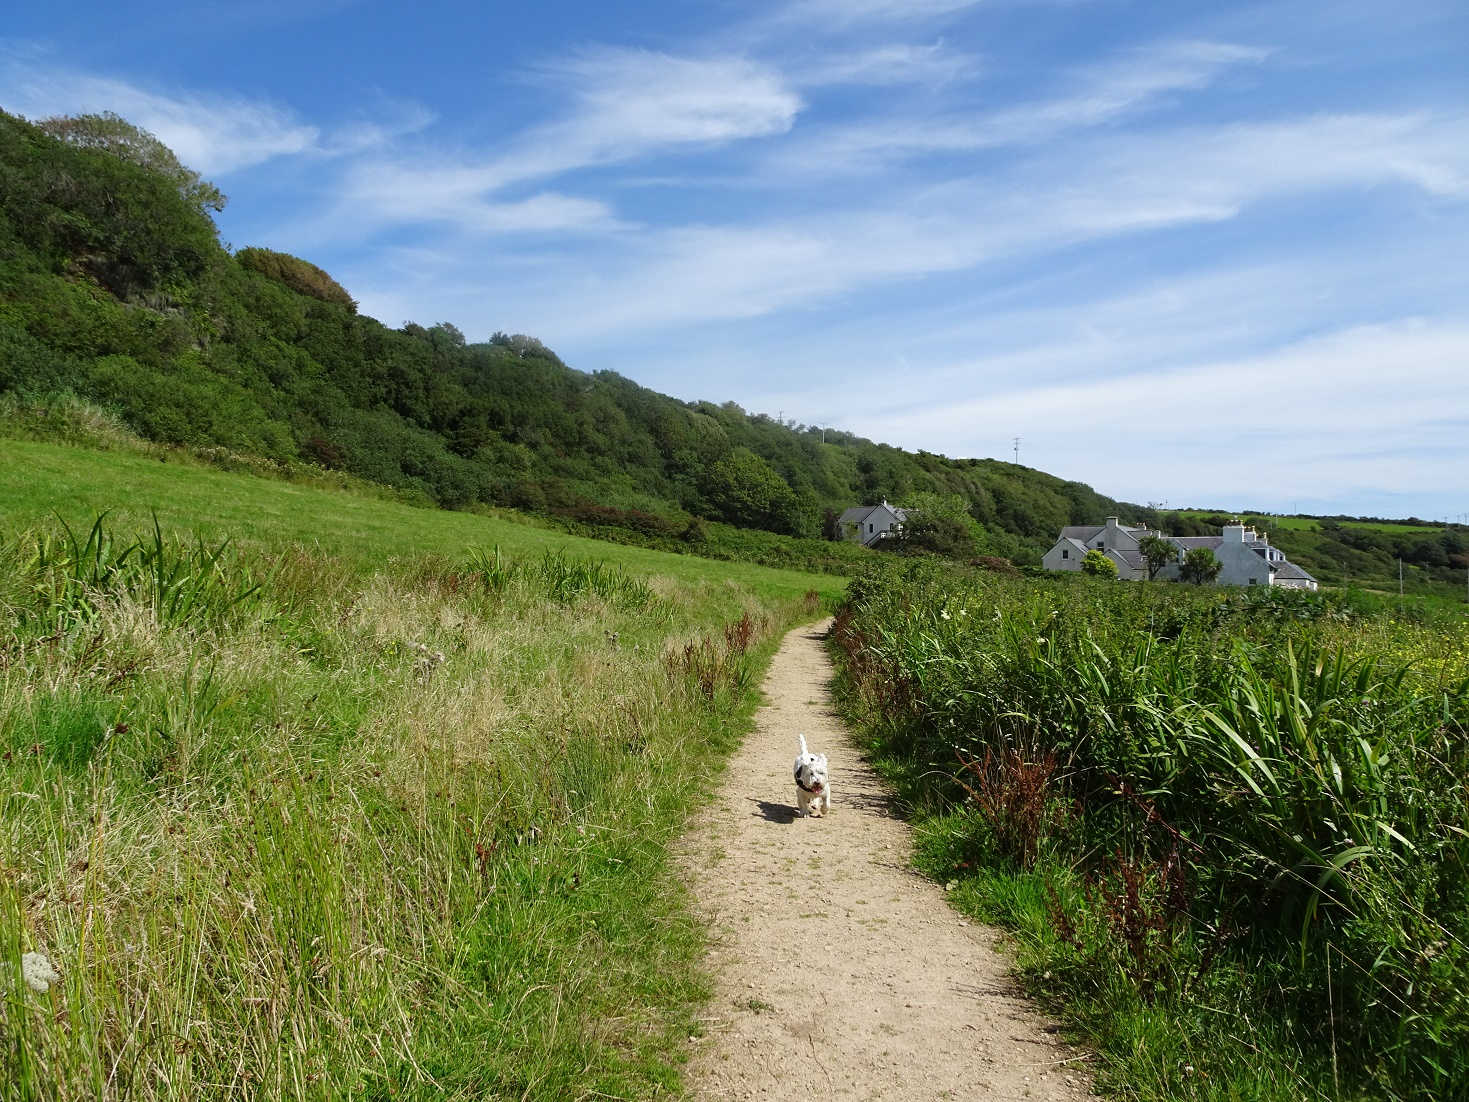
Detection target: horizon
<box><xmin>3</xmin><ymin>1</ymin><xmax>1467</xmax><ymax>521</ymax></box>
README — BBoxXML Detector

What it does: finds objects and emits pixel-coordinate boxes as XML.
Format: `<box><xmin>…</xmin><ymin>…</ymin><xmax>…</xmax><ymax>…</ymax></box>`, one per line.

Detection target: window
<box><xmin>1061</xmin><ymin>548</ymin><xmax>1069</xmax><ymax>559</ymax></box>
<box><xmin>1248</xmin><ymin>578</ymin><xmax>1257</xmax><ymax>585</ymax></box>
<box><xmin>1096</xmin><ymin>542</ymin><xmax>1104</xmax><ymax>549</ymax></box>
<box><xmin>868</xmin><ymin>523</ymin><xmax>874</xmax><ymax>534</ymax></box>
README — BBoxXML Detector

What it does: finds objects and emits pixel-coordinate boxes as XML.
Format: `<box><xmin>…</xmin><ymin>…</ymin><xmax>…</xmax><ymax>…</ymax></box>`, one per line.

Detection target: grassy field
<box><xmin>0</xmin><ymin>439</ymin><xmax>837</xmax><ymax>1099</ymax></box>
<box><xmin>1175</xmin><ymin>509</ymin><xmax>1449</xmax><ymax>535</ymax></box>
<box><xmin>0</xmin><ymin>439</ymin><xmax>846</xmax><ymax>604</ymax></box>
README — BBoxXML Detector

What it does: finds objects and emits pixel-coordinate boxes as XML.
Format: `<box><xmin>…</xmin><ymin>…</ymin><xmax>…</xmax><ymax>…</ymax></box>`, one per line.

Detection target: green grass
<box><xmin>830</xmin><ymin>560</ymin><xmax>1468</xmax><ymax>1101</ymax></box>
<box><xmin>0</xmin><ymin>440</ymin><xmax>839</xmax><ymax>1099</ymax></box>
<box><xmin>0</xmin><ymin>438</ymin><xmax>845</xmax><ymax>604</ymax></box>
<box><xmin>1175</xmin><ymin>509</ymin><xmax>1448</xmax><ymax>535</ymax></box>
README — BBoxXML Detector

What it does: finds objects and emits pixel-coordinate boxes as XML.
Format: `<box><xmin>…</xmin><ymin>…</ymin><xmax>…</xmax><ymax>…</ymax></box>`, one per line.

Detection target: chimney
<box><xmin>1105</xmin><ymin>516</ymin><xmax>1119</xmax><ymax>528</ymax></box>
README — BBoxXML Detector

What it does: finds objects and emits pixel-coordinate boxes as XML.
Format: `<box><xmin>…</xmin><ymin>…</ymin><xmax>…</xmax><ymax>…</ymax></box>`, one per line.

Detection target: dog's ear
<box><xmin>794</xmin><ymin>764</ymin><xmax>803</xmax><ymax>781</ymax></box>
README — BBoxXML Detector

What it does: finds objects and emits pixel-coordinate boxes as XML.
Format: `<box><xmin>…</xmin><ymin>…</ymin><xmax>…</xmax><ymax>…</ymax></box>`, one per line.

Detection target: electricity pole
<box><xmin>1012</xmin><ymin>436</ymin><xmax>1021</xmax><ymax>465</ymax></box>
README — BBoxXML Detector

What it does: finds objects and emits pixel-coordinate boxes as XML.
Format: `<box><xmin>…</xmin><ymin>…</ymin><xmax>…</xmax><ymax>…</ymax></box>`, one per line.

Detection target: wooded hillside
<box><xmin>3</xmin><ymin>108</ymin><xmax>1462</xmax><ymax>591</ymax></box>
<box><xmin>0</xmin><ymin>109</ymin><xmax>1137</xmax><ymax>560</ymax></box>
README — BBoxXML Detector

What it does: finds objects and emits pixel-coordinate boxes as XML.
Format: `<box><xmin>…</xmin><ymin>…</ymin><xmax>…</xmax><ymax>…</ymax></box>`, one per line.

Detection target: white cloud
<box><xmin>333</xmin><ymin>48</ymin><xmax>800</xmax><ymax>237</ymax></box>
<box><xmin>0</xmin><ymin>49</ymin><xmax>316</xmax><ymax>173</ymax></box>
<box><xmin>791</xmin><ymin>42</ymin><xmax>977</xmax><ymax>87</ymax></box>
<box><xmin>539</xmin><ymin>48</ymin><xmax>801</xmax><ymax>149</ymax></box>
<box><xmin>772</xmin><ymin>0</ymin><xmax>983</xmax><ymax>29</ymax></box>
<box><xmin>866</xmin><ymin>320</ymin><xmax>1469</xmax><ymax>512</ymax></box>
<box><xmin>0</xmin><ymin>47</ymin><xmax>435</xmax><ymax>175</ymax></box>
<box><xmin>769</xmin><ymin>38</ymin><xmax>1270</xmax><ymax>173</ymax></box>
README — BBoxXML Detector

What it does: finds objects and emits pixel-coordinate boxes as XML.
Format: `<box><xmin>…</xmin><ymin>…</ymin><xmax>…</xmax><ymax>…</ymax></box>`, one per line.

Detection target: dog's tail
<box><xmin>798</xmin><ymin>734</ymin><xmax>808</xmax><ymax>756</ymax></box>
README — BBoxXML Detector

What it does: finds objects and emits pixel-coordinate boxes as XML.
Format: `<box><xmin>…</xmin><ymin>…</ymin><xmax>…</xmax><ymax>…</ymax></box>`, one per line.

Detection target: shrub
<box><xmin>1080</xmin><ymin>548</ymin><xmax>1117</xmax><ymax>578</ymax></box>
<box><xmin>236</xmin><ymin>247</ymin><xmax>357</xmax><ymax>311</ymax></box>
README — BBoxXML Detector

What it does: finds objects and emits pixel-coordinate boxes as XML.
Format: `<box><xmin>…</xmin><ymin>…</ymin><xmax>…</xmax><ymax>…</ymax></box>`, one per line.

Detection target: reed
<box><xmin>831</xmin><ymin>558</ymin><xmax>1469</xmax><ymax>1100</ymax></box>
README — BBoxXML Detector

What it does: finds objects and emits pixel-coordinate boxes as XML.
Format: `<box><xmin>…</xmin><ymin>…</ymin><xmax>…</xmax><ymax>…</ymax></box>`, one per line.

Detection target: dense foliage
<box><xmin>0</xmin><ymin>109</ymin><xmax>1139</xmax><ymax>553</ymax></box>
<box><xmin>2</xmin><ymin>108</ymin><xmax>1462</xmax><ymax>591</ymax></box>
<box><xmin>832</xmin><ymin>561</ymin><xmax>1468</xmax><ymax>1100</ymax></box>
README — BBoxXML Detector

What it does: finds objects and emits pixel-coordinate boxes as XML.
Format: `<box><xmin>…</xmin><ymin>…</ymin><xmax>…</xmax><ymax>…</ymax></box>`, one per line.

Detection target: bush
<box><xmin>236</xmin><ymin>247</ymin><xmax>357</xmax><ymax>311</ymax></box>
<box><xmin>1080</xmin><ymin>548</ymin><xmax>1117</xmax><ymax>578</ymax></box>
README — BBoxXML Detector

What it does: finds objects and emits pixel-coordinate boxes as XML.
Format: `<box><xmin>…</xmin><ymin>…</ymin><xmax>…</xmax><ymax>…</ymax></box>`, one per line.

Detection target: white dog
<box><xmin>793</xmin><ymin>735</ymin><xmax>831</xmax><ymax>818</ymax></box>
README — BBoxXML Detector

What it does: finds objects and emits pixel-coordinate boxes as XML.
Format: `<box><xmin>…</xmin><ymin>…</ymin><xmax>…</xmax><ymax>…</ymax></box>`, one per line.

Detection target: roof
<box><xmin>1112</xmin><ymin>550</ymin><xmax>1145</xmax><ymax>569</ymax></box>
<box><xmin>838</xmin><ymin>502</ymin><xmax>908</xmax><ymax>526</ymax></box>
<box><xmin>1271</xmin><ymin>560</ymin><xmax>1318</xmax><ymax>582</ymax></box>
<box><xmin>1059</xmin><ymin>525</ymin><xmax>1103</xmax><ymax>541</ymax></box>
<box><xmin>1172</xmin><ymin>536</ymin><xmax>1224</xmax><ymax>550</ymax></box>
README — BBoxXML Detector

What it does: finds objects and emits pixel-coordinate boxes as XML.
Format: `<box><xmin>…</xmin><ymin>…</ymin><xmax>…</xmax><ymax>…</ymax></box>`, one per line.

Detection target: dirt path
<box><xmin>681</xmin><ymin>620</ymin><xmax>1093</xmax><ymax>1101</ymax></box>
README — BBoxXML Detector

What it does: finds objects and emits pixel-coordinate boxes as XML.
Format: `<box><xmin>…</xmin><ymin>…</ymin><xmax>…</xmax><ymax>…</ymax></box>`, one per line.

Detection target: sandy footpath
<box><xmin>680</xmin><ymin>620</ymin><xmax>1093</xmax><ymax>1101</ymax></box>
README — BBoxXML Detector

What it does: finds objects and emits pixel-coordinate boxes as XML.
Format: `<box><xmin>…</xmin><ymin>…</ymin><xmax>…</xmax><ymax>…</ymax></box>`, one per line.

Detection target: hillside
<box><xmin>0</xmin><ymin>108</ymin><xmax>1133</xmax><ymax>561</ymax></box>
<box><xmin>1</xmin><ymin>107</ymin><xmax>1460</xmax><ymax>596</ymax></box>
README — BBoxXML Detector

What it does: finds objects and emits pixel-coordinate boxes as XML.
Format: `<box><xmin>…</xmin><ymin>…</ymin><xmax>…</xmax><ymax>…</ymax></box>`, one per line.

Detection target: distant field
<box><xmin>1175</xmin><ymin>509</ymin><xmax>1447</xmax><ymax>535</ymax></box>
<box><xmin>0</xmin><ymin>439</ymin><xmax>844</xmax><ymax>603</ymax></box>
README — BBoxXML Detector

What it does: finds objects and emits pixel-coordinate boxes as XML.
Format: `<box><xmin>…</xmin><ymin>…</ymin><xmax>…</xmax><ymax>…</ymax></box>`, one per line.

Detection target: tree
<box><xmin>1138</xmin><ymin>534</ymin><xmax>1180</xmax><ymax>580</ymax></box>
<box><xmin>1081</xmin><ymin>549</ymin><xmax>1118</xmax><ymax>578</ymax></box>
<box><xmin>701</xmin><ymin>448</ymin><xmax>807</xmax><ymax>534</ymax></box>
<box><xmin>37</xmin><ymin>112</ymin><xmax>227</xmax><ymax>219</ymax></box>
<box><xmin>237</xmin><ymin>247</ymin><xmax>357</xmax><ymax>311</ymax></box>
<box><xmin>1179</xmin><ymin>547</ymin><xmax>1223</xmax><ymax>585</ymax></box>
<box><xmin>899</xmin><ymin>492</ymin><xmax>984</xmax><ymax>558</ymax></box>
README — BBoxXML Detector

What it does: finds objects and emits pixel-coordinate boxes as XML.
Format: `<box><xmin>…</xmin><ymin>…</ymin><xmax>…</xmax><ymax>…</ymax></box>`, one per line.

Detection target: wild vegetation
<box><xmin>3</xmin><ymin>107</ymin><xmax>1460</xmax><ymax>593</ymax></box>
<box><xmin>0</xmin><ymin>108</ymin><xmax>1147</xmax><ymax>556</ymax></box>
<box><xmin>0</xmin><ymin>447</ymin><xmax>830</xmax><ymax>1098</ymax></box>
<box><xmin>830</xmin><ymin>560</ymin><xmax>1468</xmax><ymax>1101</ymax></box>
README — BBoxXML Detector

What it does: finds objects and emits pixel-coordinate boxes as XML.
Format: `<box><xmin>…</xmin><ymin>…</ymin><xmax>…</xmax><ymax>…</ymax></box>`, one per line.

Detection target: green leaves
<box><xmin>830</xmin><ymin>560</ymin><xmax>1469</xmax><ymax>1096</ymax></box>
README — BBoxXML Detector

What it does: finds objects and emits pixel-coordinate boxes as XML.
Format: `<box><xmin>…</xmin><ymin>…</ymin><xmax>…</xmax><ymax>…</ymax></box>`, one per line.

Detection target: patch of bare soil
<box><xmin>680</xmin><ymin>620</ymin><xmax>1094</xmax><ymax>1101</ymax></box>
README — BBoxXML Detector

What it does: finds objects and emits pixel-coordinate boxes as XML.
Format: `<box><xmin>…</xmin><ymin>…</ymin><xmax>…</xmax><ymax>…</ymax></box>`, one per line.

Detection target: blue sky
<box><xmin>4</xmin><ymin>0</ymin><xmax>1468</xmax><ymax>520</ymax></box>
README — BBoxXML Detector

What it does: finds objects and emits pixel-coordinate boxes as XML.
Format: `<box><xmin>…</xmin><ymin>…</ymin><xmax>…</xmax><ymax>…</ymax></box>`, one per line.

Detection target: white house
<box><xmin>1043</xmin><ymin>517</ymin><xmax>1318</xmax><ymax>590</ymax></box>
<box><xmin>838</xmin><ymin>500</ymin><xmax>908</xmax><ymax>547</ymax></box>
<box><xmin>1042</xmin><ymin>516</ymin><xmax>1158</xmax><ymax>579</ymax></box>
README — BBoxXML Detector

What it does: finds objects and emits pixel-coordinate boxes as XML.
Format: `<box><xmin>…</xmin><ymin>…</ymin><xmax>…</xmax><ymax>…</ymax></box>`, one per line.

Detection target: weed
<box><xmin>952</xmin><ymin>746</ymin><xmax>1059</xmax><ymax>869</ymax></box>
<box><xmin>830</xmin><ymin>557</ymin><xmax>1469</xmax><ymax>1100</ymax></box>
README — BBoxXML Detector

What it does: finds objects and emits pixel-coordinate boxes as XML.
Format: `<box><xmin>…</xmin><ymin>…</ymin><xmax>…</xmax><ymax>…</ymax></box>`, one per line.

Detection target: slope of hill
<box><xmin>2</xmin><ymin>108</ymin><xmax>1459</xmax><ymax>596</ymax></box>
<box><xmin>0</xmin><ymin>108</ymin><xmax>1133</xmax><ymax>563</ymax></box>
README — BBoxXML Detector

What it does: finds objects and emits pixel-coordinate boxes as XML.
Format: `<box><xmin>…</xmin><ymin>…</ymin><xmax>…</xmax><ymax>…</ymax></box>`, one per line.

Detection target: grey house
<box><xmin>1043</xmin><ymin>517</ymin><xmax>1318</xmax><ymax>590</ymax></box>
<box><xmin>838</xmin><ymin>501</ymin><xmax>908</xmax><ymax>548</ymax></box>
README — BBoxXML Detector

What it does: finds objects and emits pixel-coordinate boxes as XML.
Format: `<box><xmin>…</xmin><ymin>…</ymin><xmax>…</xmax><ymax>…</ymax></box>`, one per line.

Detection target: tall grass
<box><xmin>1</xmin><ymin>515</ymin><xmax>807</xmax><ymax>1099</ymax></box>
<box><xmin>831</xmin><ymin>559</ymin><xmax>1469</xmax><ymax>1101</ymax></box>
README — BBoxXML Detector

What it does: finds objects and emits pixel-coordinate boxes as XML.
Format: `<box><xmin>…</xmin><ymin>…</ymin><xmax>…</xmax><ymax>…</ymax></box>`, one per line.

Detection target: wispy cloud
<box><xmin>790</xmin><ymin>41</ymin><xmax>977</xmax><ymax>87</ymax></box>
<box><xmin>0</xmin><ymin>45</ymin><xmax>432</xmax><ymax>174</ymax></box>
<box><xmin>336</xmin><ymin>48</ymin><xmax>800</xmax><ymax>237</ymax></box>
<box><xmin>533</xmin><ymin>47</ymin><xmax>801</xmax><ymax>150</ymax></box>
<box><xmin>769</xmin><ymin>38</ymin><xmax>1270</xmax><ymax>174</ymax></box>
<box><xmin>770</xmin><ymin>0</ymin><xmax>983</xmax><ymax>30</ymax></box>
<box><xmin>0</xmin><ymin>47</ymin><xmax>314</xmax><ymax>173</ymax></box>
<box><xmin>500</xmin><ymin>108</ymin><xmax>1468</xmax><ymax>338</ymax></box>
<box><xmin>872</xmin><ymin>320</ymin><xmax>1469</xmax><ymax>513</ymax></box>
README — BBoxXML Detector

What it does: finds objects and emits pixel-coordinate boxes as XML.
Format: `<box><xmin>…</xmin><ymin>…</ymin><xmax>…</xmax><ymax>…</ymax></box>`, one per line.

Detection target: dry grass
<box><xmin>1</xmin><ymin>517</ymin><xmax>806</xmax><ymax>1099</ymax></box>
